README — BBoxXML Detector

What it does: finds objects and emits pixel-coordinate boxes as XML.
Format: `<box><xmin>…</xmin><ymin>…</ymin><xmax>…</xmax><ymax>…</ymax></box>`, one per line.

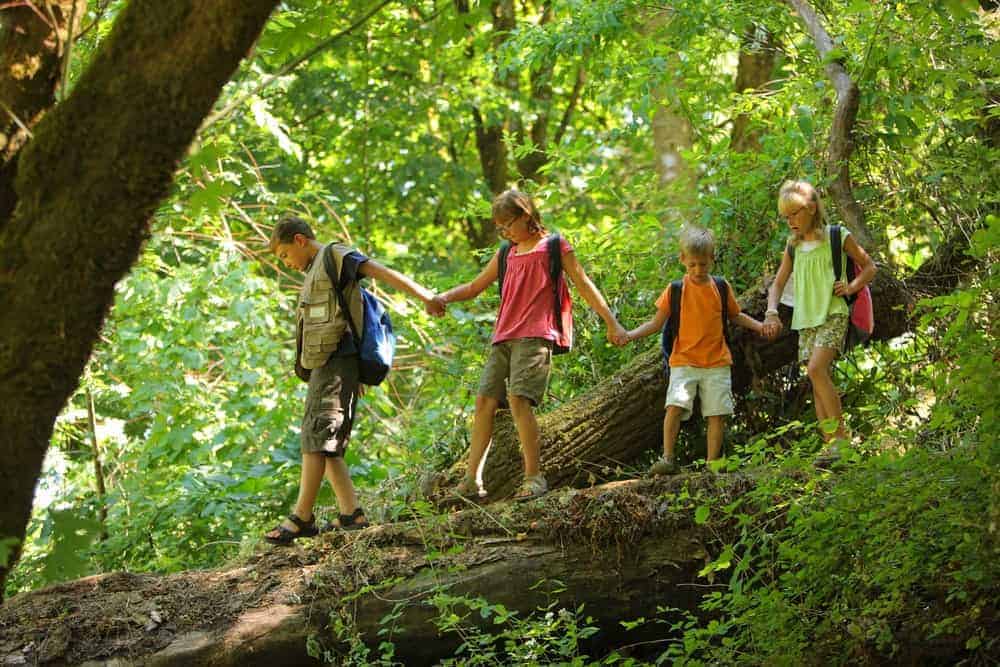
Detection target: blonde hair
<box><xmin>492</xmin><ymin>189</ymin><xmax>546</xmax><ymax>235</ymax></box>
<box><xmin>679</xmin><ymin>226</ymin><xmax>715</xmax><ymax>258</ymax></box>
<box><xmin>778</xmin><ymin>180</ymin><xmax>827</xmax><ymax>244</ymax></box>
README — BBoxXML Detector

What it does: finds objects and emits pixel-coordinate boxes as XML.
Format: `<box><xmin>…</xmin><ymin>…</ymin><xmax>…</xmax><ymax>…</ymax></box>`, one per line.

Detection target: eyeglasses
<box><xmin>780</xmin><ymin>206</ymin><xmax>806</xmax><ymax>220</ymax></box>
<box><xmin>494</xmin><ymin>213</ymin><xmax>527</xmax><ymax>230</ymax></box>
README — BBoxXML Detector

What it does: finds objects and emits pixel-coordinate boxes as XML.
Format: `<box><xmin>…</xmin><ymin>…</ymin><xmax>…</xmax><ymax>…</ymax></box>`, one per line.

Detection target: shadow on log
<box><xmin>0</xmin><ymin>476</ymin><xmax>740</xmax><ymax>666</ymax></box>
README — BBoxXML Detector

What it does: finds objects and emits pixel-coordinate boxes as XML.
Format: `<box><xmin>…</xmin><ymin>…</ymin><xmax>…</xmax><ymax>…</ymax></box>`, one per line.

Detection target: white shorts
<box><xmin>665</xmin><ymin>365</ymin><xmax>734</xmax><ymax>421</ymax></box>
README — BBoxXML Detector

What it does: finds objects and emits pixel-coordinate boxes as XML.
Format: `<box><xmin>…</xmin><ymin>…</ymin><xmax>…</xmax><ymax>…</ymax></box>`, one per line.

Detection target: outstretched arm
<box><xmin>763</xmin><ymin>249</ymin><xmax>792</xmax><ymax>339</ymax></box>
<box><xmin>561</xmin><ymin>251</ymin><xmax>628</xmax><ymax>345</ymax></box>
<box><xmin>626</xmin><ymin>305</ymin><xmax>670</xmax><ymax>343</ymax></box>
<box><xmin>436</xmin><ymin>252</ymin><xmax>500</xmax><ymax>306</ymax></box>
<box><xmin>732</xmin><ymin>312</ymin><xmax>764</xmax><ymax>335</ymax></box>
<box><xmin>359</xmin><ymin>260</ymin><xmax>443</xmax><ymax>315</ymax></box>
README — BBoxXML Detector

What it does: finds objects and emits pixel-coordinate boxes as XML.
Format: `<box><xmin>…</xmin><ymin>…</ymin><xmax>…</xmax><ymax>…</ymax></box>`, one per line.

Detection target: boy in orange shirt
<box><xmin>624</xmin><ymin>227</ymin><xmax>764</xmax><ymax>474</ymax></box>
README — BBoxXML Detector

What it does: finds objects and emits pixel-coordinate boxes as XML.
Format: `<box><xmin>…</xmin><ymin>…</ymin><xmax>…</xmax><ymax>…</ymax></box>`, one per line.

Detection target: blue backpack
<box><xmin>323</xmin><ymin>245</ymin><xmax>395</xmax><ymax>385</ymax></box>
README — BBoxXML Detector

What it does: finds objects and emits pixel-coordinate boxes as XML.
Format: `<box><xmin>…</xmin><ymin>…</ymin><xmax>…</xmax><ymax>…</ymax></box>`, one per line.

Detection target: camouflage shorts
<box><xmin>798</xmin><ymin>312</ymin><xmax>848</xmax><ymax>363</ymax></box>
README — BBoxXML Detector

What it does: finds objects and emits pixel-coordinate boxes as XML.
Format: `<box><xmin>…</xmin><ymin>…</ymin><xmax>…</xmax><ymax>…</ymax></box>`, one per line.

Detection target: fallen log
<box><xmin>0</xmin><ymin>476</ymin><xmax>737</xmax><ymax>666</ymax></box>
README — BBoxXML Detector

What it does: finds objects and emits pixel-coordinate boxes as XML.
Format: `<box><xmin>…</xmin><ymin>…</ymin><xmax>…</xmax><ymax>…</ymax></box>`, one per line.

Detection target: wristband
<box><xmin>765</xmin><ymin>309</ymin><xmax>779</xmax><ymax>317</ymax></box>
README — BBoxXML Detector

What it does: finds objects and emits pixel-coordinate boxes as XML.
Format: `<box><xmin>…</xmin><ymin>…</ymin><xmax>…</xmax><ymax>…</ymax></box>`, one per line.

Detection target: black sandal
<box><xmin>264</xmin><ymin>513</ymin><xmax>318</xmax><ymax>545</ymax></box>
<box><xmin>320</xmin><ymin>507</ymin><xmax>370</xmax><ymax>532</ymax></box>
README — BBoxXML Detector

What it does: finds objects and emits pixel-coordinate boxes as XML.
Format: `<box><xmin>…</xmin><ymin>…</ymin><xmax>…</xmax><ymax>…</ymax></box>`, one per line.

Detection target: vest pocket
<box><xmin>304</xmin><ymin>330</ymin><xmax>340</xmax><ymax>355</ymax></box>
<box><xmin>303</xmin><ymin>294</ymin><xmax>332</xmax><ymax>324</ymax></box>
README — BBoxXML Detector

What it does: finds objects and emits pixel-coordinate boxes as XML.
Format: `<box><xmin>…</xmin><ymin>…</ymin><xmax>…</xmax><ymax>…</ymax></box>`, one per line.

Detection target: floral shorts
<box><xmin>798</xmin><ymin>312</ymin><xmax>848</xmax><ymax>363</ymax></box>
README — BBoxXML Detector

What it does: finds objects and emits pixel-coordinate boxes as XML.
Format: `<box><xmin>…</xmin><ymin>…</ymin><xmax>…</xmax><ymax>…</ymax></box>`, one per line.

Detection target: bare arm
<box><xmin>732</xmin><ymin>311</ymin><xmax>764</xmax><ymax>335</ymax></box>
<box><xmin>762</xmin><ymin>248</ymin><xmax>793</xmax><ymax>339</ymax></box>
<box><xmin>626</xmin><ymin>305</ymin><xmax>670</xmax><ymax>343</ymax></box>
<box><xmin>438</xmin><ymin>252</ymin><xmax>500</xmax><ymax>304</ymax></box>
<box><xmin>359</xmin><ymin>259</ymin><xmax>435</xmax><ymax>305</ymax></box>
<box><xmin>561</xmin><ymin>250</ymin><xmax>628</xmax><ymax>345</ymax></box>
<box><xmin>835</xmin><ymin>235</ymin><xmax>876</xmax><ymax>296</ymax></box>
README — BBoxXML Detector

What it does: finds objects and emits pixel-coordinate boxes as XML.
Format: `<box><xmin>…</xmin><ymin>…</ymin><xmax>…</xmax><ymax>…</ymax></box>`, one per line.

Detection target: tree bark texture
<box><xmin>0</xmin><ymin>1</ymin><xmax>85</xmax><ymax>222</ymax></box>
<box><xmin>0</xmin><ymin>477</ymin><xmax>725</xmax><ymax>665</ymax></box>
<box><xmin>0</xmin><ymin>0</ymin><xmax>280</xmax><ymax>597</ymax></box>
<box><xmin>784</xmin><ymin>0</ymin><xmax>871</xmax><ymax>245</ymax></box>
<box><xmin>731</xmin><ymin>25</ymin><xmax>777</xmax><ymax>153</ymax></box>
<box><xmin>445</xmin><ymin>267</ymin><xmax>920</xmax><ymax>500</ymax></box>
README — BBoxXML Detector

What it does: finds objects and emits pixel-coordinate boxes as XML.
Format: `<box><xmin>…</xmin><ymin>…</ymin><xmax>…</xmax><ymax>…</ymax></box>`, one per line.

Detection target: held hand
<box><xmin>833</xmin><ymin>281</ymin><xmax>854</xmax><ymax>297</ymax></box>
<box><xmin>425</xmin><ymin>295</ymin><xmax>447</xmax><ymax>317</ymax></box>
<box><xmin>608</xmin><ymin>322</ymin><xmax>630</xmax><ymax>347</ymax></box>
<box><xmin>761</xmin><ymin>314</ymin><xmax>783</xmax><ymax>340</ymax></box>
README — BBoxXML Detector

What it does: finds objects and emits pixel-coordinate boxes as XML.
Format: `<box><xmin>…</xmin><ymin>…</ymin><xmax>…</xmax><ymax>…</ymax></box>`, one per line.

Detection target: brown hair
<box><xmin>778</xmin><ymin>180</ymin><xmax>827</xmax><ymax>245</ymax></box>
<box><xmin>492</xmin><ymin>189</ymin><xmax>546</xmax><ymax>235</ymax></box>
<box><xmin>269</xmin><ymin>215</ymin><xmax>315</xmax><ymax>252</ymax></box>
<box><xmin>679</xmin><ymin>226</ymin><xmax>715</xmax><ymax>258</ymax></box>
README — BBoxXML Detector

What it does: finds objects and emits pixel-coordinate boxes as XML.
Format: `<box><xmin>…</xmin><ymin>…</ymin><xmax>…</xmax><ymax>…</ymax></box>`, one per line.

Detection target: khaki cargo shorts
<box><xmin>478</xmin><ymin>338</ymin><xmax>553</xmax><ymax>406</ymax></box>
<box><xmin>301</xmin><ymin>355</ymin><xmax>359</xmax><ymax>456</ymax></box>
<box><xmin>665</xmin><ymin>365</ymin><xmax>734</xmax><ymax>421</ymax></box>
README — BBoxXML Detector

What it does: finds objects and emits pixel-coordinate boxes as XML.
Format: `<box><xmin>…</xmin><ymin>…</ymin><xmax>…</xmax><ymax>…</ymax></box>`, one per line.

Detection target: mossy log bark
<box><xmin>0</xmin><ymin>0</ymin><xmax>280</xmax><ymax>597</ymax></box>
<box><xmin>450</xmin><ymin>268</ymin><xmax>923</xmax><ymax>500</ymax></box>
<box><xmin>0</xmin><ymin>477</ymin><xmax>727</xmax><ymax>666</ymax></box>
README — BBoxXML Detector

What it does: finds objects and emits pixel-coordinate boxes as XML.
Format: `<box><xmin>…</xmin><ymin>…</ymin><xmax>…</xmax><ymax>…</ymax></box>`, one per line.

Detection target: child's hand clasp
<box><xmin>426</xmin><ymin>295</ymin><xmax>447</xmax><ymax>317</ymax></box>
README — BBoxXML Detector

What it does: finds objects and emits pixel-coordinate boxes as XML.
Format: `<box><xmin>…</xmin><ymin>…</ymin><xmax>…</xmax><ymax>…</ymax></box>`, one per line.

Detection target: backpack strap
<box><xmin>786</xmin><ymin>240</ymin><xmax>795</xmax><ymax>265</ymax></box>
<box><xmin>323</xmin><ymin>244</ymin><xmax>362</xmax><ymax>343</ymax></box>
<box><xmin>830</xmin><ymin>224</ymin><xmax>843</xmax><ymax>282</ymax></box>
<box><xmin>829</xmin><ymin>225</ymin><xmax>860</xmax><ymax>306</ymax></box>
<box><xmin>496</xmin><ymin>241</ymin><xmax>513</xmax><ymax>298</ymax></box>
<box><xmin>712</xmin><ymin>275</ymin><xmax>732</xmax><ymax>349</ymax></box>
<box><xmin>547</xmin><ymin>233</ymin><xmax>564</xmax><ymax>334</ymax></box>
<box><xmin>665</xmin><ymin>279</ymin><xmax>683</xmax><ymax>355</ymax></box>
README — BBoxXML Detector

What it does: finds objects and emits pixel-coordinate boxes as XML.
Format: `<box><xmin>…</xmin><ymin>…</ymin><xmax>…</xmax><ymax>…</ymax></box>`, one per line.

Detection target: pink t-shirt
<box><xmin>493</xmin><ymin>235</ymin><xmax>573</xmax><ymax>347</ymax></box>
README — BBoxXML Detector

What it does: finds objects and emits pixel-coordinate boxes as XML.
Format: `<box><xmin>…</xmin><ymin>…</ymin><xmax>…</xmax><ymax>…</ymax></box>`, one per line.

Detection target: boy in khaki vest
<box><xmin>264</xmin><ymin>216</ymin><xmax>444</xmax><ymax>544</ymax></box>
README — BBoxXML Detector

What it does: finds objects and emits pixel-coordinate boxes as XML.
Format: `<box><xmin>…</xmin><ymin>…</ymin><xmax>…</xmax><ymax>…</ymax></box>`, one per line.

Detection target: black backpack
<box><xmin>660</xmin><ymin>276</ymin><xmax>731</xmax><ymax>380</ymax></box>
<box><xmin>497</xmin><ymin>233</ymin><xmax>570</xmax><ymax>355</ymax></box>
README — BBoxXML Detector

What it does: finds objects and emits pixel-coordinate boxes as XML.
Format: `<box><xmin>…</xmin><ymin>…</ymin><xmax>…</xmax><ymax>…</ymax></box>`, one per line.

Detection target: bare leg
<box><xmin>325</xmin><ymin>456</ymin><xmax>362</xmax><ymax>517</ymax></box>
<box><xmin>266</xmin><ymin>452</ymin><xmax>325</xmax><ymax>537</ymax></box>
<box><xmin>663</xmin><ymin>406</ymin><xmax>683</xmax><ymax>460</ymax></box>
<box><xmin>807</xmin><ymin>346</ymin><xmax>847</xmax><ymax>441</ymax></box>
<box><xmin>509</xmin><ymin>395</ymin><xmax>541</xmax><ymax>477</ymax></box>
<box><xmin>468</xmin><ymin>395</ymin><xmax>500</xmax><ymax>485</ymax></box>
<box><xmin>706</xmin><ymin>416</ymin><xmax>725</xmax><ymax>461</ymax></box>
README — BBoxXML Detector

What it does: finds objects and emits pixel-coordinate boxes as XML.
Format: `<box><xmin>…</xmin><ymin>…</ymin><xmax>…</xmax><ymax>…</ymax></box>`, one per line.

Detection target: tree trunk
<box><xmin>731</xmin><ymin>25</ymin><xmax>777</xmax><ymax>153</ymax></box>
<box><xmin>443</xmin><ymin>265</ymin><xmax>925</xmax><ymax>500</ymax></box>
<box><xmin>784</xmin><ymin>0</ymin><xmax>871</xmax><ymax>245</ymax></box>
<box><xmin>0</xmin><ymin>0</ymin><xmax>280</xmax><ymax>598</ymax></box>
<box><xmin>0</xmin><ymin>477</ymin><xmax>726</xmax><ymax>665</ymax></box>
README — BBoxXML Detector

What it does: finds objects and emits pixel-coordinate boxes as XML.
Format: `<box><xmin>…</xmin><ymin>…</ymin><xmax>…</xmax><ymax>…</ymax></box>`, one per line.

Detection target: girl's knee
<box><xmin>806</xmin><ymin>355</ymin><xmax>831</xmax><ymax>381</ymax></box>
<box><xmin>507</xmin><ymin>394</ymin><xmax>534</xmax><ymax>416</ymax></box>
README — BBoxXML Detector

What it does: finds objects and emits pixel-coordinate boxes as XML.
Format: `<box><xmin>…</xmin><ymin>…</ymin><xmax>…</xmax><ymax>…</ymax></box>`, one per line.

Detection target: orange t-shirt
<box><xmin>655</xmin><ymin>275</ymin><xmax>741</xmax><ymax>368</ymax></box>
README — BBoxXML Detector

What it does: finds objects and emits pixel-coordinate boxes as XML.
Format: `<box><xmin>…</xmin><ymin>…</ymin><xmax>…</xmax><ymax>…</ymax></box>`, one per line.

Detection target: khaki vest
<box><xmin>297</xmin><ymin>244</ymin><xmax>364</xmax><ymax>370</ymax></box>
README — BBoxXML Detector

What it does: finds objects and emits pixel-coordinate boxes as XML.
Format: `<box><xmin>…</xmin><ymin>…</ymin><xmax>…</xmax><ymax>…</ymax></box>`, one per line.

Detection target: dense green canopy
<box><xmin>1</xmin><ymin>0</ymin><xmax>997</xmax><ymax>663</ymax></box>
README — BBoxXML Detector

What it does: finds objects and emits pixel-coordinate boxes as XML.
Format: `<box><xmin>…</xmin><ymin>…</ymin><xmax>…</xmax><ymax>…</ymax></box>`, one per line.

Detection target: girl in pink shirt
<box><xmin>434</xmin><ymin>190</ymin><xmax>627</xmax><ymax>500</ymax></box>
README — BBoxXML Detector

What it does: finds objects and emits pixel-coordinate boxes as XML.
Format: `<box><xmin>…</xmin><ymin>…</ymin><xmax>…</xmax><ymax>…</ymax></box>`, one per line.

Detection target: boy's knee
<box><xmin>475</xmin><ymin>394</ymin><xmax>500</xmax><ymax>414</ymax></box>
<box><xmin>806</xmin><ymin>359</ymin><xmax>825</xmax><ymax>381</ymax></box>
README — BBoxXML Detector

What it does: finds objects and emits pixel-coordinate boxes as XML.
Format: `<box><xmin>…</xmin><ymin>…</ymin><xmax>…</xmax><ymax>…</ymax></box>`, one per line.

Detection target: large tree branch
<box><xmin>0</xmin><ymin>0</ymin><xmax>280</xmax><ymax>597</ymax></box>
<box><xmin>785</xmin><ymin>0</ymin><xmax>871</xmax><ymax>245</ymax></box>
